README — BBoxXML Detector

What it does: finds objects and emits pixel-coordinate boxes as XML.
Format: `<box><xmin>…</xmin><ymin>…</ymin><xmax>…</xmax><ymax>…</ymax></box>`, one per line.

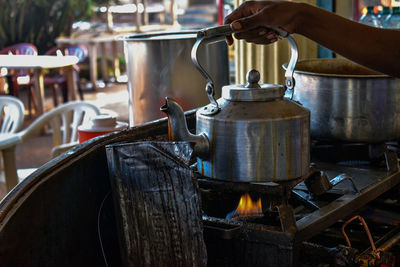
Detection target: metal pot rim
<box><xmin>283</xmin><ymin>58</ymin><xmax>391</xmax><ymax>79</ymax></box>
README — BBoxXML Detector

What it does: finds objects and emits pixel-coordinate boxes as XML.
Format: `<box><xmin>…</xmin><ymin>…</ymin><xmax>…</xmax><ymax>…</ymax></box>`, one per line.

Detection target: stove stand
<box><xmin>198</xmin><ymin>144</ymin><xmax>400</xmax><ymax>266</ymax></box>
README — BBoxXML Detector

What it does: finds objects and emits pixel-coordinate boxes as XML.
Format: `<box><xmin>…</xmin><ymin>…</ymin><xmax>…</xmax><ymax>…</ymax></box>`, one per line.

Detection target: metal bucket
<box><xmin>123</xmin><ymin>31</ymin><xmax>229</xmax><ymax>126</ymax></box>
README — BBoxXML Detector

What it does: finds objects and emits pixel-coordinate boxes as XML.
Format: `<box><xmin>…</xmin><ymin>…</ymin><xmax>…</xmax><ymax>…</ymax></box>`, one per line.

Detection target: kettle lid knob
<box><xmin>246</xmin><ymin>69</ymin><xmax>261</xmax><ymax>88</ymax></box>
<box><xmin>222</xmin><ymin>68</ymin><xmax>284</xmax><ymax>101</ymax></box>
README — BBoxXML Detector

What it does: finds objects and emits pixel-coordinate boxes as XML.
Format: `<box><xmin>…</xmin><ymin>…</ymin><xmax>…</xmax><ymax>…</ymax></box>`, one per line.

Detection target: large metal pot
<box><xmin>286</xmin><ymin>58</ymin><xmax>400</xmax><ymax>143</ymax></box>
<box><xmin>123</xmin><ymin>31</ymin><xmax>229</xmax><ymax>126</ymax></box>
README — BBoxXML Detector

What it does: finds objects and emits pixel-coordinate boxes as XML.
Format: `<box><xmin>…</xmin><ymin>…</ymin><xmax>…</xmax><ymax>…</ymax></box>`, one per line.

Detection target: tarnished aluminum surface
<box><xmin>195</xmin><ymin>97</ymin><xmax>310</xmax><ymax>182</ymax></box>
<box><xmin>162</xmin><ymin>67</ymin><xmax>310</xmax><ymax>182</ymax></box>
<box><xmin>160</xmin><ymin>26</ymin><xmax>307</xmax><ymax>182</ymax></box>
<box><xmin>286</xmin><ymin>58</ymin><xmax>400</xmax><ymax>142</ymax></box>
<box><xmin>222</xmin><ymin>69</ymin><xmax>285</xmax><ymax>102</ymax></box>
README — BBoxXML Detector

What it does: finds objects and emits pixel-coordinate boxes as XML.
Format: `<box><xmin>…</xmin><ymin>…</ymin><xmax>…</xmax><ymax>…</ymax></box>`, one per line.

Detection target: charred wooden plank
<box><xmin>106</xmin><ymin>141</ymin><xmax>207</xmax><ymax>267</ymax></box>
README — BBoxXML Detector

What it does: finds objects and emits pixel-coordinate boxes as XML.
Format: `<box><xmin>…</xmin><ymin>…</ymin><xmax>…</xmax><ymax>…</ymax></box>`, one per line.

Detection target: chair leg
<box><xmin>27</xmin><ymin>86</ymin><xmax>32</xmax><ymax>118</ymax></box>
<box><xmin>11</xmin><ymin>78</ymin><xmax>19</xmax><ymax>97</ymax></box>
<box><xmin>74</xmin><ymin>71</ymin><xmax>84</xmax><ymax>100</ymax></box>
<box><xmin>29</xmin><ymin>85</ymin><xmax>38</xmax><ymax>116</ymax></box>
<box><xmin>61</xmin><ymin>82</ymin><xmax>68</xmax><ymax>103</ymax></box>
<box><xmin>52</xmin><ymin>84</ymin><xmax>59</xmax><ymax>107</ymax></box>
<box><xmin>5</xmin><ymin>76</ymin><xmax>14</xmax><ymax>95</ymax></box>
<box><xmin>78</xmin><ymin>81</ymin><xmax>84</xmax><ymax>100</ymax></box>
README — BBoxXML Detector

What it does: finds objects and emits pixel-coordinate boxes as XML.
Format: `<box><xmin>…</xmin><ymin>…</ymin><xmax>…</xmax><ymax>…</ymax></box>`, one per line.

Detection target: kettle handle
<box><xmin>192</xmin><ymin>25</ymin><xmax>298</xmax><ymax>110</ymax></box>
<box><xmin>191</xmin><ymin>26</ymin><xmax>232</xmax><ymax>114</ymax></box>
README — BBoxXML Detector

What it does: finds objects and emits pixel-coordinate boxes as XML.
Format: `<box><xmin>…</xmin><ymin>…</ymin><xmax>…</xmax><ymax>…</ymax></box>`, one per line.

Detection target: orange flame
<box><xmin>361</xmin><ymin>6</ymin><xmax>368</xmax><ymax>15</ymax></box>
<box><xmin>231</xmin><ymin>193</ymin><xmax>262</xmax><ymax>219</ymax></box>
<box><xmin>374</xmin><ymin>5</ymin><xmax>382</xmax><ymax>14</ymax></box>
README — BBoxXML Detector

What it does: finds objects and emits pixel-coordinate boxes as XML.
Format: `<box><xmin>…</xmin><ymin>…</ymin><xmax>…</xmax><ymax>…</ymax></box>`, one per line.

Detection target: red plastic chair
<box><xmin>44</xmin><ymin>45</ymin><xmax>87</xmax><ymax>106</ymax></box>
<box><xmin>0</xmin><ymin>43</ymin><xmax>38</xmax><ymax>94</ymax></box>
<box><xmin>0</xmin><ymin>43</ymin><xmax>38</xmax><ymax>115</ymax></box>
<box><xmin>0</xmin><ymin>43</ymin><xmax>38</xmax><ymax>56</ymax></box>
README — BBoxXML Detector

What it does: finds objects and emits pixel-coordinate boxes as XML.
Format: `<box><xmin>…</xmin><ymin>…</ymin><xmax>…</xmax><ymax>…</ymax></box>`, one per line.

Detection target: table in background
<box><xmin>0</xmin><ymin>55</ymin><xmax>79</xmax><ymax>115</ymax></box>
<box><xmin>57</xmin><ymin>33</ymin><xmax>121</xmax><ymax>91</ymax></box>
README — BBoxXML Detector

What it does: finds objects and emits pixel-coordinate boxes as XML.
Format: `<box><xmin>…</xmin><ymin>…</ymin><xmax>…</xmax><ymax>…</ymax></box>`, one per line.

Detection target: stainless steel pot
<box><xmin>123</xmin><ymin>31</ymin><xmax>229</xmax><ymax>126</ymax></box>
<box><xmin>285</xmin><ymin>58</ymin><xmax>400</xmax><ymax>143</ymax></box>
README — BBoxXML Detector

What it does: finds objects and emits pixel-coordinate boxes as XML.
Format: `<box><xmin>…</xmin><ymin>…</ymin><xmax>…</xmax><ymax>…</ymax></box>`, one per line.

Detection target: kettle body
<box><xmin>195</xmin><ymin>73</ymin><xmax>310</xmax><ymax>182</ymax></box>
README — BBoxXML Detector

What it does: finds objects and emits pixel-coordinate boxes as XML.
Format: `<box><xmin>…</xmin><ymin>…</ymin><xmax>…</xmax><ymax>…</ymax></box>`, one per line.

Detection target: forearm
<box><xmin>295</xmin><ymin>3</ymin><xmax>400</xmax><ymax>77</ymax></box>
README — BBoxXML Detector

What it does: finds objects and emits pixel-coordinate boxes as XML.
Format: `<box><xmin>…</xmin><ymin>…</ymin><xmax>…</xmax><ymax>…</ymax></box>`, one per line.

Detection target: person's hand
<box><xmin>224</xmin><ymin>1</ymin><xmax>301</xmax><ymax>45</ymax></box>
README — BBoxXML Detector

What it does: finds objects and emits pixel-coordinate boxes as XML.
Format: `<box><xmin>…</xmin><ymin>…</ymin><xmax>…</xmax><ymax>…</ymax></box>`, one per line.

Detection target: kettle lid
<box><xmin>222</xmin><ymin>69</ymin><xmax>285</xmax><ymax>101</ymax></box>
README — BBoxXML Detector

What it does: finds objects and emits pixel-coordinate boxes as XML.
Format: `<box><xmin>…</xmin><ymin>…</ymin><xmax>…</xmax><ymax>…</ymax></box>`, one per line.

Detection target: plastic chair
<box><xmin>0</xmin><ymin>95</ymin><xmax>25</xmax><ymax>134</ymax></box>
<box><xmin>0</xmin><ymin>96</ymin><xmax>25</xmax><ymax>191</ymax></box>
<box><xmin>18</xmin><ymin>101</ymin><xmax>101</xmax><ymax>158</ymax></box>
<box><xmin>0</xmin><ymin>43</ymin><xmax>38</xmax><ymax>56</ymax></box>
<box><xmin>44</xmin><ymin>45</ymin><xmax>88</xmax><ymax>106</ymax></box>
<box><xmin>0</xmin><ymin>100</ymin><xmax>100</xmax><ymax>192</ymax></box>
<box><xmin>0</xmin><ymin>43</ymin><xmax>38</xmax><ymax>115</ymax></box>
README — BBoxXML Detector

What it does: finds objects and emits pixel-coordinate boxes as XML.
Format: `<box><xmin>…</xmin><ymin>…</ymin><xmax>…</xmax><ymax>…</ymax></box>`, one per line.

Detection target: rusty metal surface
<box><xmin>203</xmin><ymin>216</ymin><xmax>293</xmax><ymax>267</ymax></box>
<box><xmin>295</xmin><ymin>165</ymin><xmax>400</xmax><ymax>243</ymax></box>
<box><xmin>298</xmin><ymin>242</ymin><xmax>358</xmax><ymax>267</ymax></box>
<box><xmin>356</xmin><ymin>225</ymin><xmax>400</xmax><ymax>265</ymax></box>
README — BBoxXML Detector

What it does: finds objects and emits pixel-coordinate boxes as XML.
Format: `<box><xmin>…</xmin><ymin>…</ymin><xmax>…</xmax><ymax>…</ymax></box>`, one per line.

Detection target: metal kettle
<box><xmin>161</xmin><ymin>25</ymin><xmax>310</xmax><ymax>182</ymax></box>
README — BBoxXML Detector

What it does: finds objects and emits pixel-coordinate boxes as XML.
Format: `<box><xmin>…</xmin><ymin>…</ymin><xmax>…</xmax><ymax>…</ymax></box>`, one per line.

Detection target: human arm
<box><xmin>224</xmin><ymin>1</ymin><xmax>400</xmax><ymax>78</ymax></box>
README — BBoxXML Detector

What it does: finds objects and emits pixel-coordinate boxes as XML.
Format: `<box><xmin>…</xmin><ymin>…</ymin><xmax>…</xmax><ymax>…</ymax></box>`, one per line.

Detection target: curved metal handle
<box><xmin>285</xmin><ymin>36</ymin><xmax>298</xmax><ymax>93</ymax></box>
<box><xmin>192</xmin><ymin>26</ymin><xmax>233</xmax><ymax>114</ymax></box>
<box><xmin>192</xmin><ymin>25</ymin><xmax>299</xmax><ymax>111</ymax></box>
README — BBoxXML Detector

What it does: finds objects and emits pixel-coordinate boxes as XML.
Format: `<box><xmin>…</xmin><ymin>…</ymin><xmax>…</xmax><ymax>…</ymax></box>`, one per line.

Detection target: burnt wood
<box><xmin>106</xmin><ymin>141</ymin><xmax>207</xmax><ymax>267</ymax></box>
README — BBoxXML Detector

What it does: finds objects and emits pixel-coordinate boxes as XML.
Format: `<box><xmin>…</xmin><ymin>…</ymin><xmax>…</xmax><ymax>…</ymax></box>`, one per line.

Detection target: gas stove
<box><xmin>198</xmin><ymin>141</ymin><xmax>400</xmax><ymax>266</ymax></box>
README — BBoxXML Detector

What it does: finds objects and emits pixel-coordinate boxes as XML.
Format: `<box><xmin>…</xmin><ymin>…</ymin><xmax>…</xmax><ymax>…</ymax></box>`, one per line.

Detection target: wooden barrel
<box><xmin>0</xmin><ymin>112</ymin><xmax>196</xmax><ymax>266</ymax></box>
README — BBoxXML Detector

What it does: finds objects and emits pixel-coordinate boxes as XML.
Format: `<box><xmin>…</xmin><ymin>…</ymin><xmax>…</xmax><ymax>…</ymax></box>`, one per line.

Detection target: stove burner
<box><xmin>197</xmin><ymin>167</ymin><xmax>321</xmax><ymax>235</ymax></box>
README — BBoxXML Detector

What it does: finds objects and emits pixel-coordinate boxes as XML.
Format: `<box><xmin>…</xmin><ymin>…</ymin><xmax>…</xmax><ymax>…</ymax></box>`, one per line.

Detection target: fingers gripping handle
<box><xmin>197</xmin><ymin>24</ymin><xmax>290</xmax><ymax>39</ymax></box>
<box><xmin>197</xmin><ymin>25</ymin><xmax>233</xmax><ymax>39</ymax></box>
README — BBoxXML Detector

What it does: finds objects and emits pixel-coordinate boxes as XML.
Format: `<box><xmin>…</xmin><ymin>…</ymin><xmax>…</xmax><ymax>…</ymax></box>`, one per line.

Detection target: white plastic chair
<box><xmin>0</xmin><ymin>95</ymin><xmax>25</xmax><ymax>134</ymax></box>
<box><xmin>18</xmin><ymin>101</ymin><xmax>101</xmax><ymax>158</ymax></box>
<box><xmin>0</xmin><ymin>100</ymin><xmax>101</xmax><ymax>193</ymax></box>
<box><xmin>0</xmin><ymin>95</ymin><xmax>25</xmax><ymax>192</ymax></box>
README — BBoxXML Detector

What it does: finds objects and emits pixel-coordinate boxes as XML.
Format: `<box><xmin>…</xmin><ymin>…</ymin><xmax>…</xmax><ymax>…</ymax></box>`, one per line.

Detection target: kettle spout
<box><xmin>161</xmin><ymin>97</ymin><xmax>209</xmax><ymax>158</ymax></box>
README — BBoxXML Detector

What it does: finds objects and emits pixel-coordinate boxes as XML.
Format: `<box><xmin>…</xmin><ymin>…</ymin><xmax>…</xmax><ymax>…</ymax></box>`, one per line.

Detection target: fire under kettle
<box><xmin>161</xmin><ymin>25</ymin><xmax>310</xmax><ymax>182</ymax></box>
